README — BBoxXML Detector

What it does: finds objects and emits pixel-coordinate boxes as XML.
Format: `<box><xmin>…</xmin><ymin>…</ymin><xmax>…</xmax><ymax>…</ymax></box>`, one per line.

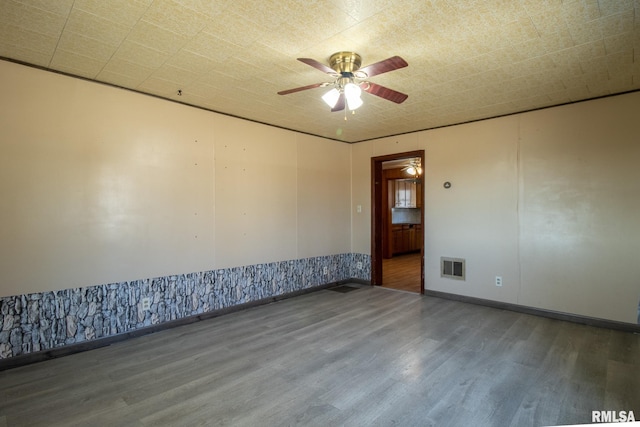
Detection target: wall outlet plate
<box><xmin>142</xmin><ymin>297</ymin><xmax>151</xmax><ymax>310</ymax></box>
<box><xmin>323</xmin><ymin>267</ymin><xmax>328</xmax><ymax>275</ymax></box>
<box><xmin>356</xmin><ymin>262</ymin><xmax>363</xmax><ymax>270</ymax></box>
<box><xmin>495</xmin><ymin>276</ymin><xmax>503</xmax><ymax>287</ymax></box>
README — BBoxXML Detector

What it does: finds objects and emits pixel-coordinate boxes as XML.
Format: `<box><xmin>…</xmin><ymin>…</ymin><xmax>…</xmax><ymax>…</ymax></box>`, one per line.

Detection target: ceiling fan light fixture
<box><xmin>346</xmin><ymin>95</ymin><xmax>363</xmax><ymax>110</ymax></box>
<box><xmin>406</xmin><ymin>166</ymin><xmax>416</xmax><ymax>175</ymax></box>
<box><xmin>344</xmin><ymin>82</ymin><xmax>363</xmax><ymax>110</ymax></box>
<box><xmin>322</xmin><ymin>88</ymin><xmax>340</xmax><ymax>108</ymax></box>
<box><xmin>278</xmin><ymin>52</ymin><xmax>408</xmax><ymax>113</ymax></box>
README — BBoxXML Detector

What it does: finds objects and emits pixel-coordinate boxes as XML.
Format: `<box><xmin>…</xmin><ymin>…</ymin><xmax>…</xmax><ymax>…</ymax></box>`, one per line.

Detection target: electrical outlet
<box><xmin>356</xmin><ymin>262</ymin><xmax>363</xmax><ymax>270</ymax></box>
<box><xmin>495</xmin><ymin>276</ymin><xmax>503</xmax><ymax>287</ymax></box>
<box><xmin>357</xmin><ymin>205</ymin><xmax>362</xmax><ymax>213</ymax></box>
<box><xmin>323</xmin><ymin>267</ymin><xmax>328</xmax><ymax>275</ymax></box>
<box><xmin>142</xmin><ymin>297</ymin><xmax>151</xmax><ymax>310</ymax></box>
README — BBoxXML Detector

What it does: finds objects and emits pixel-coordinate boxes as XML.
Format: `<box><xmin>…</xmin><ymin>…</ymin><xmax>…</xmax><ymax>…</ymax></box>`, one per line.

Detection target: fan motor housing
<box><xmin>329</xmin><ymin>52</ymin><xmax>362</xmax><ymax>73</ymax></box>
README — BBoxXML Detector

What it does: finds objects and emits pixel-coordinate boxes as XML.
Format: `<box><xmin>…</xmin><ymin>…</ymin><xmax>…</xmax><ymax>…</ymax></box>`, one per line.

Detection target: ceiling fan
<box><xmin>277</xmin><ymin>52</ymin><xmax>408</xmax><ymax>112</ymax></box>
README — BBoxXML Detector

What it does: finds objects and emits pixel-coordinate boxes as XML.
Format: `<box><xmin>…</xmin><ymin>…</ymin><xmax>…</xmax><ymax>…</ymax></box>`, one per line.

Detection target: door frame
<box><xmin>371</xmin><ymin>150</ymin><xmax>425</xmax><ymax>293</ymax></box>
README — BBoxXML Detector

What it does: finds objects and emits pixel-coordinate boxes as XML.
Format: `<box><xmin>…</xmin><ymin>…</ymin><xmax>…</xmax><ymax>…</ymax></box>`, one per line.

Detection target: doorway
<box><xmin>371</xmin><ymin>150</ymin><xmax>425</xmax><ymax>293</ymax></box>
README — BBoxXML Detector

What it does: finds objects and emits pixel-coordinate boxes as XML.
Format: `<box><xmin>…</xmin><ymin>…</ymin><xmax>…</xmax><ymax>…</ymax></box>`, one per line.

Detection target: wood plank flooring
<box><xmin>382</xmin><ymin>252</ymin><xmax>422</xmax><ymax>293</ymax></box>
<box><xmin>1</xmin><ymin>285</ymin><xmax>638</xmax><ymax>427</ymax></box>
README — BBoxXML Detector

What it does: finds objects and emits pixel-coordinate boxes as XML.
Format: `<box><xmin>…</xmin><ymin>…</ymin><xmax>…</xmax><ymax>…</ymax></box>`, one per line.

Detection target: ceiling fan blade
<box><xmin>358</xmin><ymin>56</ymin><xmax>408</xmax><ymax>78</ymax></box>
<box><xmin>331</xmin><ymin>93</ymin><xmax>345</xmax><ymax>112</ymax></box>
<box><xmin>277</xmin><ymin>83</ymin><xmax>326</xmax><ymax>95</ymax></box>
<box><xmin>297</xmin><ymin>58</ymin><xmax>336</xmax><ymax>74</ymax></box>
<box><xmin>363</xmin><ymin>82</ymin><xmax>408</xmax><ymax>104</ymax></box>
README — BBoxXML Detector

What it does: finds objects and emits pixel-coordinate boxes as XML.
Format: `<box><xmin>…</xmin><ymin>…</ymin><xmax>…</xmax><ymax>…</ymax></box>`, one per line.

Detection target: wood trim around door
<box><xmin>371</xmin><ymin>150</ymin><xmax>425</xmax><ymax>293</ymax></box>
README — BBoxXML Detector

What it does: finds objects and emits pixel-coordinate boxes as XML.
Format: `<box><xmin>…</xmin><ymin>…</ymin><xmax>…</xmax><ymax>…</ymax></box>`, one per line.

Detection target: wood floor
<box><xmin>1</xmin><ymin>286</ymin><xmax>638</xmax><ymax>427</ymax></box>
<box><xmin>382</xmin><ymin>252</ymin><xmax>422</xmax><ymax>293</ymax></box>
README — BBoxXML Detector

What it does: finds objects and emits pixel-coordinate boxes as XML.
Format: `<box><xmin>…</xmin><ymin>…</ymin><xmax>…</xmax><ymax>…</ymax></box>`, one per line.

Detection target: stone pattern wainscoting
<box><xmin>0</xmin><ymin>253</ymin><xmax>371</xmax><ymax>360</ymax></box>
<box><xmin>349</xmin><ymin>252</ymin><xmax>371</xmax><ymax>282</ymax></box>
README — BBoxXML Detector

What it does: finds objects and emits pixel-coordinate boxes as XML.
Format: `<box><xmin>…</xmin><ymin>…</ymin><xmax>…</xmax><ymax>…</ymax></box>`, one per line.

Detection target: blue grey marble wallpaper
<box><xmin>0</xmin><ymin>253</ymin><xmax>371</xmax><ymax>360</ymax></box>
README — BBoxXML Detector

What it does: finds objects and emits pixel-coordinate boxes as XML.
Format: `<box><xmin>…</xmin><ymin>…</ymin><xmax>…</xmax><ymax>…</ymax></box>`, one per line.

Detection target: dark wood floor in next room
<box><xmin>383</xmin><ymin>252</ymin><xmax>422</xmax><ymax>293</ymax></box>
<box><xmin>1</xmin><ymin>285</ymin><xmax>638</xmax><ymax>426</ymax></box>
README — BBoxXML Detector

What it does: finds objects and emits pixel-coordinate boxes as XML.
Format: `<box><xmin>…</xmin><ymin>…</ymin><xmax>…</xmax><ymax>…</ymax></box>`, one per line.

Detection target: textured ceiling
<box><xmin>1</xmin><ymin>0</ymin><xmax>639</xmax><ymax>143</ymax></box>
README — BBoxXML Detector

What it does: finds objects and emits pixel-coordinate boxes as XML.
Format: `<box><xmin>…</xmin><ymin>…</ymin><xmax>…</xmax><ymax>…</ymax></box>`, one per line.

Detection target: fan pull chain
<box><xmin>343</xmin><ymin>108</ymin><xmax>357</xmax><ymax>121</ymax></box>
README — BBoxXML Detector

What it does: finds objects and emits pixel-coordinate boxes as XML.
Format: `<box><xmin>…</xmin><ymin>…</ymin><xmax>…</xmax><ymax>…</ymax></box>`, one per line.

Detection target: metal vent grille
<box><xmin>441</xmin><ymin>257</ymin><xmax>465</xmax><ymax>280</ymax></box>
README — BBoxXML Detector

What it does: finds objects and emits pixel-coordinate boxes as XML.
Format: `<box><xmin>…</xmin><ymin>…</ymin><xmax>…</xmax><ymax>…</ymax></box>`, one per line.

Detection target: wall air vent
<box><xmin>441</xmin><ymin>257</ymin><xmax>465</xmax><ymax>280</ymax></box>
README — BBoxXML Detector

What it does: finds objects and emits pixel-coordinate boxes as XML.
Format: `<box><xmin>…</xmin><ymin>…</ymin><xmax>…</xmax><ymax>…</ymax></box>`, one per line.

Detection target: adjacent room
<box><xmin>1</xmin><ymin>1</ymin><xmax>639</xmax><ymax>426</ymax></box>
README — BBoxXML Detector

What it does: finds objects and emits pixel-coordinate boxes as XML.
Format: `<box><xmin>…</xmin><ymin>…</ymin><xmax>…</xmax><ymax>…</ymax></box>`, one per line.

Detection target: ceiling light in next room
<box><xmin>403</xmin><ymin>159</ymin><xmax>422</xmax><ymax>176</ymax></box>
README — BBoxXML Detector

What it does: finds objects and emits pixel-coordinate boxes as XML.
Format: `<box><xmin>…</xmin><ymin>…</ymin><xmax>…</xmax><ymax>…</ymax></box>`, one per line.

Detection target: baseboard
<box><xmin>345</xmin><ymin>278</ymin><xmax>371</xmax><ymax>286</ymax></box>
<box><xmin>0</xmin><ymin>281</ymin><xmax>343</xmax><ymax>372</ymax></box>
<box><xmin>423</xmin><ymin>289</ymin><xmax>640</xmax><ymax>334</ymax></box>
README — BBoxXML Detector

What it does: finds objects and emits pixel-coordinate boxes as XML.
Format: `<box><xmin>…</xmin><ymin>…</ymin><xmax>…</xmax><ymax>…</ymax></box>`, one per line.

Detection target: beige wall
<box><xmin>352</xmin><ymin>91</ymin><xmax>640</xmax><ymax>324</ymax></box>
<box><xmin>296</xmin><ymin>134</ymin><xmax>351</xmax><ymax>259</ymax></box>
<box><xmin>2</xmin><ymin>59</ymin><xmax>638</xmax><ymax>324</ymax></box>
<box><xmin>0</xmin><ymin>62</ymin><xmax>215</xmax><ymax>295</ymax></box>
<box><xmin>419</xmin><ymin>117</ymin><xmax>521</xmax><ymax>304</ymax></box>
<box><xmin>518</xmin><ymin>94</ymin><xmax>640</xmax><ymax>323</ymax></box>
<box><xmin>212</xmin><ymin>115</ymin><xmax>298</xmax><ymax>269</ymax></box>
<box><xmin>350</xmin><ymin>141</ymin><xmax>373</xmax><ymax>254</ymax></box>
<box><xmin>0</xmin><ymin>60</ymin><xmax>351</xmax><ymax>297</ymax></box>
